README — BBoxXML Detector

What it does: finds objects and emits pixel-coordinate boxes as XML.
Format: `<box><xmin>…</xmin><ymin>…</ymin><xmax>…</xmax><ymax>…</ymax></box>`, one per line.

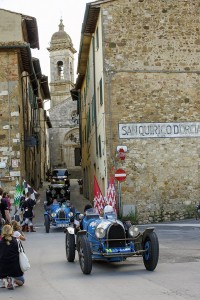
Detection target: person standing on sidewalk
<box><xmin>21</xmin><ymin>192</ymin><xmax>36</xmax><ymax>232</ymax></box>
<box><xmin>0</xmin><ymin>191</ymin><xmax>11</xmax><ymax>225</ymax></box>
<box><xmin>0</xmin><ymin>189</ymin><xmax>4</xmax><ymax>237</ymax></box>
<box><xmin>2</xmin><ymin>192</ymin><xmax>11</xmax><ymax>212</ymax></box>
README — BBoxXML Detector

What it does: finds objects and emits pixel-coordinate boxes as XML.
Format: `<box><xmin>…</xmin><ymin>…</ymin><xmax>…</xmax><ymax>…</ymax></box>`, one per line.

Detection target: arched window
<box><xmin>57</xmin><ymin>61</ymin><xmax>64</xmax><ymax>79</ymax></box>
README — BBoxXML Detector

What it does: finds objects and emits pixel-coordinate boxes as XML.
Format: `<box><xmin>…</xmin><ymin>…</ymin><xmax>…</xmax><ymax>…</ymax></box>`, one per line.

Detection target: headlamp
<box><xmin>129</xmin><ymin>225</ymin><xmax>139</xmax><ymax>237</ymax></box>
<box><xmin>95</xmin><ymin>226</ymin><xmax>106</xmax><ymax>239</ymax></box>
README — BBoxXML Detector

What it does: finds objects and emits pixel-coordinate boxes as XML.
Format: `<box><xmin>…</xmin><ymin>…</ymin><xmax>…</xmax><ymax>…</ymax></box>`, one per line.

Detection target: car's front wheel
<box><xmin>65</xmin><ymin>232</ymin><xmax>75</xmax><ymax>262</ymax></box>
<box><xmin>143</xmin><ymin>231</ymin><xmax>159</xmax><ymax>271</ymax></box>
<box><xmin>78</xmin><ymin>235</ymin><xmax>92</xmax><ymax>274</ymax></box>
<box><xmin>44</xmin><ymin>215</ymin><xmax>50</xmax><ymax>233</ymax></box>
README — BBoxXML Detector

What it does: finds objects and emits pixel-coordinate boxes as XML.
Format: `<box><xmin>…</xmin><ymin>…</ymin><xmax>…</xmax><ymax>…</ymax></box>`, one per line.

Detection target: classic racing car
<box><xmin>46</xmin><ymin>184</ymin><xmax>70</xmax><ymax>203</ymax></box>
<box><xmin>65</xmin><ymin>205</ymin><xmax>159</xmax><ymax>274</ymax></box>
<box><xmin>44</xmin><ymin>200</ymin><xmax>79</xmax><ymax>233</ymax></box>
<box><xmin>50</xmin><ymin>168</ymin><xmax>71</xmax><ymax>187</ymax></box>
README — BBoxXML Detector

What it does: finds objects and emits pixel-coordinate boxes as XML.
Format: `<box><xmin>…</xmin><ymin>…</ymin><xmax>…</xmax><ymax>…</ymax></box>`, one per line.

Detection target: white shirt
<box><xmin>13</xmin><ymin>230</ymin><xmax>21</xmax><ymax>239</ymax></box>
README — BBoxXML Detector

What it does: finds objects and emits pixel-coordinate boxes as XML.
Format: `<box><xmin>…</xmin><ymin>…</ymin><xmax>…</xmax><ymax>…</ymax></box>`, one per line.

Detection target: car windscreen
<box><xmin>52</xmin><ymin>170</ymin><xmax>68</xmax><ymax>176</ymax></box>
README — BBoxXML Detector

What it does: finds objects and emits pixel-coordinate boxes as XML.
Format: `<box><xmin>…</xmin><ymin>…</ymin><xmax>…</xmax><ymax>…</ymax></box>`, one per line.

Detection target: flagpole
<box><xmin>118</xmin><ymin>181</ymin><xmax>122</xmax><ymax>216</ymax></box>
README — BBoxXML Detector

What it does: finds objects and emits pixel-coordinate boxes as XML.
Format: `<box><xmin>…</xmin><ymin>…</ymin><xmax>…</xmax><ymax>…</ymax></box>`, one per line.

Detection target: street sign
<box><xmin>116</xmin><ymin>145</ymin><xmax>128</xmax><ymax>152</ymax></box>
<box><xmin>115</xmin><ymin>168</ymin><xmax>127</xmax><ymax>182</ymax></box>
<box><xmin>118</xmin><ymin>148</ymin><xmax>125</xmax><ymax>160</ymax></box>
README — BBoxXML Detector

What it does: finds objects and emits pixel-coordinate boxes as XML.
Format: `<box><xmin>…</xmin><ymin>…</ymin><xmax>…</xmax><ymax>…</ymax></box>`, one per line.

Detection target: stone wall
<box><xmin>102</xmin><ymin>0</ymin><xmax>200</xmax><ymax>222</ymax></box>
<box><xmin>0</xmin><ymin>51</ymin><xmax>23</xmax><ymax>197</ymax></box>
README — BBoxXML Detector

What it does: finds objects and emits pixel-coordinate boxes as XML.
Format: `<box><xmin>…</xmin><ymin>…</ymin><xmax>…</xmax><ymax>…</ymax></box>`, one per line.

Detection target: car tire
<box><xmin>143</xmin><ymin>231</ymin><xmax>159</xmax><ymax>271</ymax></box>
<box><xmin>44</xmin><ymin>215</ymin><xmax>50</xmax><ymax>233</ymax></box>
<box><xmin>78</xmin><ymin>235</ymin><xmax>92</xmax><ymax>274</ymax></box>
<box><xmin>65</xmin><ymin>232</ymin><xmax>75</xmax><ymax>262</ymax></box>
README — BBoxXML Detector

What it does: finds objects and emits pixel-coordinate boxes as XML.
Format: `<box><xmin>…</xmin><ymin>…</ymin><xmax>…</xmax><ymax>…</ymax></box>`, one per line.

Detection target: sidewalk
<box><xmin>148</xmin><ymin>218</ymin><xmax>200</xmax><ymax>227</ymax></box>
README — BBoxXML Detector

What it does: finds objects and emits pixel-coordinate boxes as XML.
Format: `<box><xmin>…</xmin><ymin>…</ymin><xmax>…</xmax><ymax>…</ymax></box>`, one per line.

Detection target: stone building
<box><xmin>72</xmin><ymin>0</ymin><xmax>200</xmax><ymax>222</ymax></box>
<box><xmin>48</xmin><ymin>20</ymin><xmax>81</xmax><ymax>171</ymax></box>
<box><xmin>0</xmin><ymin>9</ymin><xmax>51</xmax><ymax>197</ymax></box>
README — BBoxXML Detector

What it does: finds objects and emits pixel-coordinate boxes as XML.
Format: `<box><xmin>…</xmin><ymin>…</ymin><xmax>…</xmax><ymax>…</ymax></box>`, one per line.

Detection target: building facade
<box><xmin>0</xmin><ymin>9</ymin><xmax>51</xmax><ymax>198</ymax></box>
<box><xmin>72</xmin><ymin>0</ymin><xmax>200</xmax><ymax>222</ymax></box>
<box><xmin>48</xmin><ymin>20</ymin><xmax>81</xmax><ymax>171</ymax></box>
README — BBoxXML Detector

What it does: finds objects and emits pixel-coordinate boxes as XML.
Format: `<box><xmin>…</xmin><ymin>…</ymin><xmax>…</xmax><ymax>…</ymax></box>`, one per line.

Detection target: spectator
<box><xmin>0</xmin><ymin>189</ymin><xmax>4</xmax><ymax>237</ymax></box>
<box><xmin>21</xmin><ymin>192</ymin><xmax>36</xmax><ymax>232</ymax></box>
<box><xmin>11</xmin><ymin>220</ymin><xmax>26</xmax><ymax>241</ymax></box>
<box><xmin>0</xmin><ymin>224</ymin><xmax>25</xmax><ymax>289</ymax></box>
<box><xmin>19</xmin><ymin>191</ymin><xmax>25</xmax><ymax>209</ymax></box>
<box><xmin>18</xmin><ymin>191</ymin><xmax>26</xmax><ymax>224</ymax></box>
<box><xmin>2</xmin><ymin>192</ymin><xmax>11</xmax><ymax>211</ymax></box>
<box><xmin>0</xmin><ymin>191</ymin><xmax>11</xmax><ymax>224</ymax></box>
<box><xmin>0</xmin><ymin>188</ymin><xmax>3</xmax><ymax>201</ymax></box>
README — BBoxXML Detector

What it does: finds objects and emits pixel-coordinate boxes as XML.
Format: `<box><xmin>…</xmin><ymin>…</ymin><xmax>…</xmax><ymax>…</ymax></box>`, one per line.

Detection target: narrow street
<box><xmin>1</xmin><ymin>180</ymin><xmax>199</xmax><ymax>300</ymax></box>
<box><xmin>33</xmin><ymin>179</ymin><xmax>91</xmax><ymax>229</ymax></box>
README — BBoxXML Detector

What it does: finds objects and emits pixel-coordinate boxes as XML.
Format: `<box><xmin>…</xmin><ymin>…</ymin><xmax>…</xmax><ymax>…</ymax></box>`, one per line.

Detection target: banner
<box><xmin>23</xmin><ymin>180</ymin><xmax>39</xmax><ymax>201</ymax></box>
<box><xmin>106</xmin><ymin>176</ymin><xmax>116</xmax><ymax>212</ymax></box>
<box><xmin>14</xmin><ymin>180</ymin><xmax>22</xmax><ymax>206</ymax></box>
<box><xmin>93</xmin><ymin>176</ymin><xmax>104</xmax><ymax>214</ymax></box>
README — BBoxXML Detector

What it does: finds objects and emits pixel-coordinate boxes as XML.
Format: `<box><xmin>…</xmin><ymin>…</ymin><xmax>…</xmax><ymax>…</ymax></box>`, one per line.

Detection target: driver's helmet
<box><xmin>104</xmin><ymin>205</ymin><xmax>114</xmax><ymax>214</ymax></box>
<box><xmin>66</xmin><ymin>200</ymin><xmax>71</xmax><ymax>207</ymax></box>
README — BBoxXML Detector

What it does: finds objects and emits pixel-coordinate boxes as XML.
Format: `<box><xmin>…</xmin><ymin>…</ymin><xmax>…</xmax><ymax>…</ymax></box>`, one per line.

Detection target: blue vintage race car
<box><xmin>65</xmin><ymin>206</ymin><xmax>159</xmax><ymax>274</ymax></box>
<box><xmin>44</xmin><ymin>200</ymin><xmax>79</xmax><ymax>233</ymax></box>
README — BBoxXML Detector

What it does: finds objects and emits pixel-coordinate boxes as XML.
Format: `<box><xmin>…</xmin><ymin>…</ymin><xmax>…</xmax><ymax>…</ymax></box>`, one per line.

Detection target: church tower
<box><xmin>48</xmin><ymin>20</ymin><xmax>80</xmax><ymax>170</ymax></box>
<box><xmin>48</xmin><ymin>19</ymin><xmax>76</xmax><ymax>108</ymax></box>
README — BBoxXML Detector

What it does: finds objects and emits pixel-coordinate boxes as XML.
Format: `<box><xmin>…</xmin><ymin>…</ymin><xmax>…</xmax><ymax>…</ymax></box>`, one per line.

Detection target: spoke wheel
<box><xmin>78</xmin><ymin>235</ymin><xmax>92</xmax><ymax>274</ymax></box>
<box><xmin>44</xmin><ymin>215</ymin><xmax>50</xmax><ymax>233</ymax></box>
<box><xmin>143</xmin><ymin>231</ymin><xmax>159</xmax><ymax>271</ymax></box>
<box><xmin>65</xmin><ymin>232</ymin><xmax>75</xmax><ymax>262</ymax></box>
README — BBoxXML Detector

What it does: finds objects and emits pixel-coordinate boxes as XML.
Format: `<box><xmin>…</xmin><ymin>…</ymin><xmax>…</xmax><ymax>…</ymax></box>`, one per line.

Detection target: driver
<box><xmin>104</xmin><ymin>205</ymin><xmax>114</xmax><ymax>214</ymax></box>
<box><xmin>79</xmin><ymin>204</ymin><xmax>93</xmax><ymax>230</ymax></box>
<box><xmin>84</xmin><ymin>204</ymin><xmax>93</xmax><ymax>213</ymax></box>
<box><xmin>103</xmin><ymin>205</ymin><xmax>115</xmax><ymax>219</ymax></box>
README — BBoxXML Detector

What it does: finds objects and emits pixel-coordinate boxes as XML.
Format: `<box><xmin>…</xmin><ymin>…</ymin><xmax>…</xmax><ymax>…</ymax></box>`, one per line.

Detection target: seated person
<box><xmin>84</xmin><ymin>204</ymin><xmax>93</xmax><ymax>213</ymax></box>
<box><xmin>51</xmin><ymin>198</ymin><xmax>60</xmax><ymax>209</ymax></box>
<box><xmin>103</xmin><ymin>205</ymin><xmax>117</xmax><ymax>219</ymax></box>
<box><xmin>53</xmin><ymin>198</ymin><xmax>58</xmax><ymax>204</ymax></box>
<box><xmin>79</xmin><ymin>204</ymin><xmax>93</xmax><ymax>230</ymax></box>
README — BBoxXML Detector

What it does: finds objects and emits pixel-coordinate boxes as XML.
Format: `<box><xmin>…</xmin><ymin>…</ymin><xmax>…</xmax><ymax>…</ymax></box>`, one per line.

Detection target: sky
<box><xmin>0</xmin><ymin>0</ymin><xmax>94</xmax><ymax>79</ymax></box>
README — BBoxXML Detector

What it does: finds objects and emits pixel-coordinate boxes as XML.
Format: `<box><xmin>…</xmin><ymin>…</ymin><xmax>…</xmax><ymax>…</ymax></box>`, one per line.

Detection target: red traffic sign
<box><xmin>115</xmin><ymin>168</ymin><xmax>127</xmax><ymax>182</ymax></box>
<box><xmin>118</xmin><ymin>148</ymin><xmax>125</xmax><ymax>160</ymax></box>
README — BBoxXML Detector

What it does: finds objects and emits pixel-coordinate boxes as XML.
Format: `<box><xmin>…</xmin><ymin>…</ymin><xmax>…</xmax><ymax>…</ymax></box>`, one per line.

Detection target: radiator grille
<box><xmin>57</xmin><ymin>210</ymin><xmax>66</xmax><ymax>219</ymax></box>
<box><xmin>107</xmin><ymin>223</ymin><xmax>126</xmax><ymax>248</ymax></box>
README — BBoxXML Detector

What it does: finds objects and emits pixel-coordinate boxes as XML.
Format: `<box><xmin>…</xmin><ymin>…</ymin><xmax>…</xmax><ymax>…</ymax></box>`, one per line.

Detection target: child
<box><xmin>11</xmin><ymin>220</ymin><xmax>26</xmax><ymax>241</ymax></box>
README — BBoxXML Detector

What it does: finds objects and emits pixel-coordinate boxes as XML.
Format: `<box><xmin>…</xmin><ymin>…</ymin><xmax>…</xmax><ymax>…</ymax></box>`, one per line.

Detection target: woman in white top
<box><xmin>11</xmin><ymin>220</ymin><xmax>26</xmax><ymax>241</ymax></box>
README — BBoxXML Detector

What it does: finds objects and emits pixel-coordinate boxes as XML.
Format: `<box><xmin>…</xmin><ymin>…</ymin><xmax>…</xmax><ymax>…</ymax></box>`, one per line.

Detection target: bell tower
<box><xmin>48</xmin><ymin>19</ymin><xmax>76</xmax><ymax>108</ymax></box>
<box><xmin>48</xmin><ymin>20</ymin><xmax>81</xmax><ymax>170</ymax></box>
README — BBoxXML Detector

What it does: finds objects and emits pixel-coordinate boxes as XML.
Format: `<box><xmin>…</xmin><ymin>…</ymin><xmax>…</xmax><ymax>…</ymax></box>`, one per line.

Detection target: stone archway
<box><xmin>62</xmin><ymin>128</ymin><xmax>80</xmax><ymax>168</ymax></box>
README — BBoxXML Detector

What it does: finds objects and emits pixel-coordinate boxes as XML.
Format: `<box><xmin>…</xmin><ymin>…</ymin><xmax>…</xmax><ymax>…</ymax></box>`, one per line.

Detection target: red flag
<box><xmin>93</xmin><ymin>176</ymin><xmax>104</xmax><ymax>214</ymax></box>
<box><xmin>106</xmin><ymin>176</ymin><xmax>116</xmax><ymax>212</ymax></box>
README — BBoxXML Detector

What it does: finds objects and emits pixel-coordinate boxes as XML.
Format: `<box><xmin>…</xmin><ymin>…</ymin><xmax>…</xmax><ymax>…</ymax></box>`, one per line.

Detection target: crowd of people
<box><xmin>0</xmin><ymin>187</ymin><xmax>36</xmax><ymax>290</ymax></box>
<box><xmin>0</xmin><ymin>189</ymin><xmax>37</xmax><ymax>234</ymax></box>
